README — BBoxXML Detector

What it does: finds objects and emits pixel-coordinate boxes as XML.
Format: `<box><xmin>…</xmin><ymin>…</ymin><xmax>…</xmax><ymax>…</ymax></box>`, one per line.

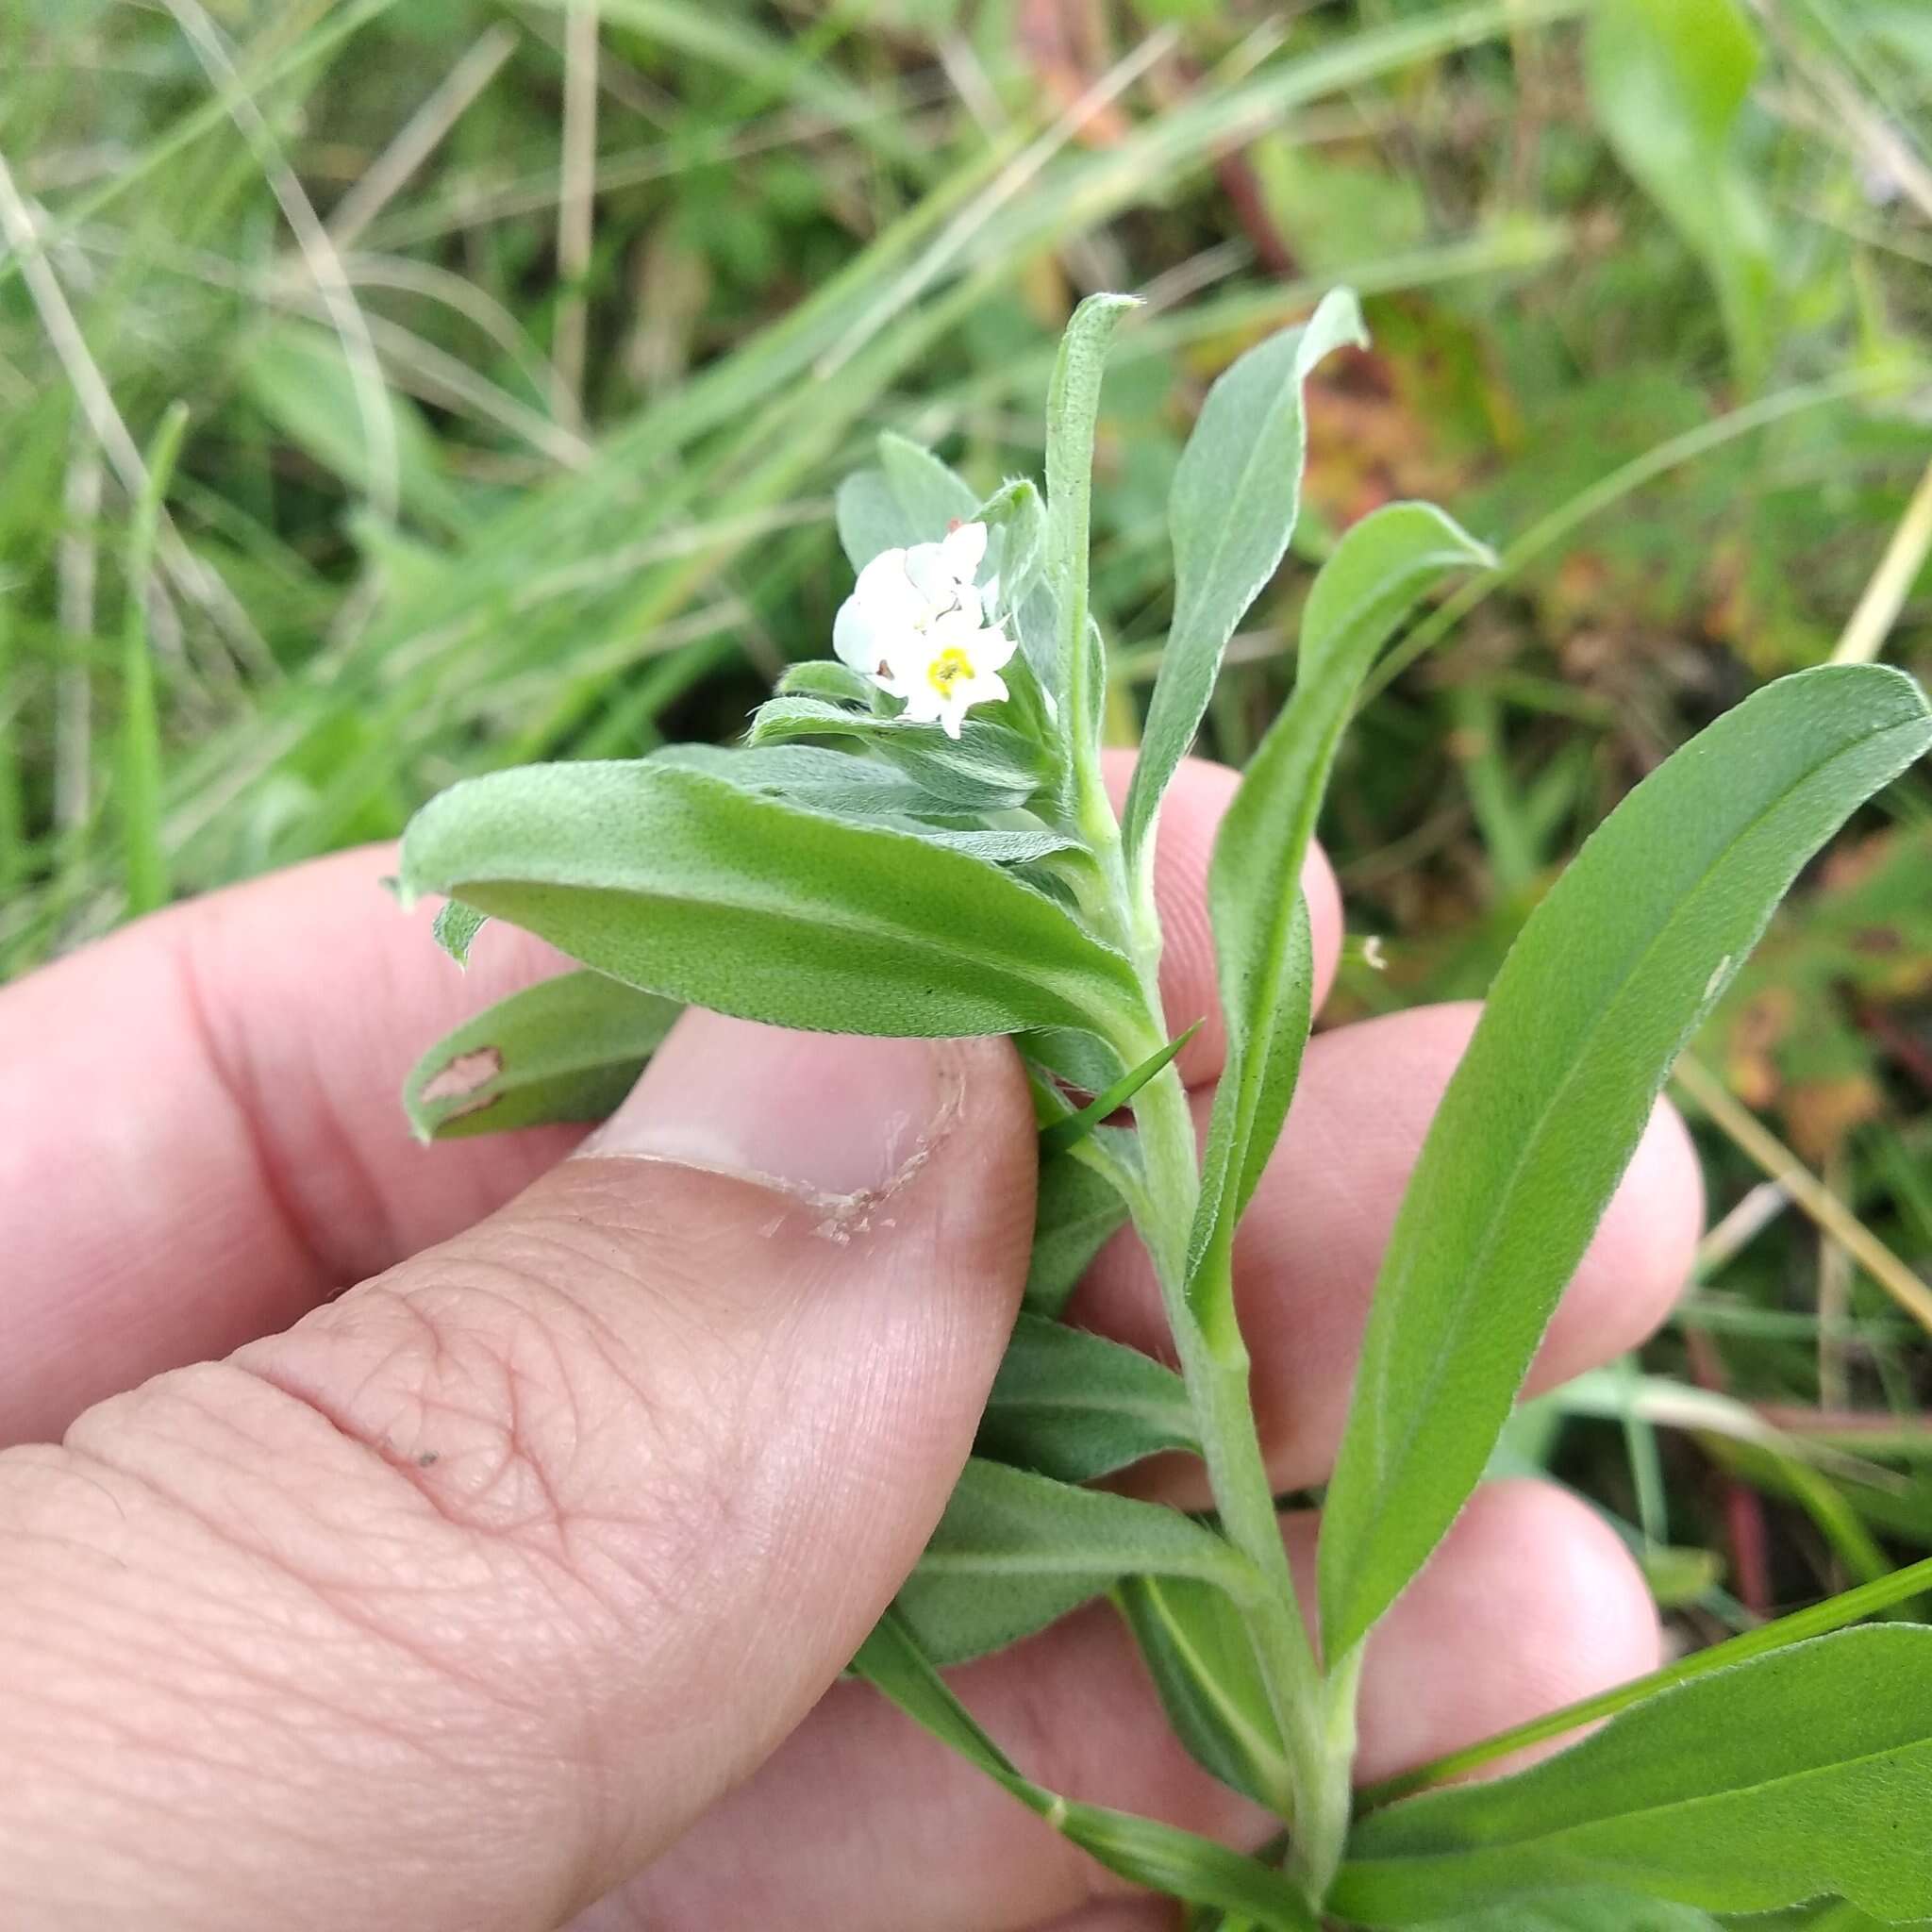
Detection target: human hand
<box><xmin>0</xmin><ymin>754</ymin><xmax>1701</xmax><ymax>1932</ymax></box>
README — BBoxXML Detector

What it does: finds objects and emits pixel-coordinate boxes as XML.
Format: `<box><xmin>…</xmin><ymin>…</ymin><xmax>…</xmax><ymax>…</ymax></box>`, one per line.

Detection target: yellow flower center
<box><xmin>926</xmin><ymin>645</ymin><xmax>974</xmax><ymax>699</ymax></box>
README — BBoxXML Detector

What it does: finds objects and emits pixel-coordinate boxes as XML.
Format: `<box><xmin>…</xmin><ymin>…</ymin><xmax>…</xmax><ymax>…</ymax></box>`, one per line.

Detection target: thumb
<box><xmin>0</xmin><ymin>1014</ymin><xmax>1034</xmax><ymax>1932</ymax></box>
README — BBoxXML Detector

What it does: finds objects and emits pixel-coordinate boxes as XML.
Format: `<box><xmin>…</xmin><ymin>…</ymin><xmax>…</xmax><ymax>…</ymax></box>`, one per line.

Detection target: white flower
<box><xmin>832</xmin><ymin>521</ymin><xmax>1017</xmax><ymax>739</ymax></box>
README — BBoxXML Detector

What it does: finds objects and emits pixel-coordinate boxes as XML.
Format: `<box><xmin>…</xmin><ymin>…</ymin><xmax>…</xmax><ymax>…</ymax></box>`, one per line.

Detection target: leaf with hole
<box><xmin>404</xmin><ymin>969</ymin><xmax>681</xmax><ymax>1141</ymax></box>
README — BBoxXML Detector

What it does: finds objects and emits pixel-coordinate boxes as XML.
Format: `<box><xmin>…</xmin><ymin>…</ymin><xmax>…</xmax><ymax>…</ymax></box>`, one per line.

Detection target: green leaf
<box><xmin>1121</xmin><ymin>289</ymin><xmax>1368</xmax><ymax>871</ymax></box>
<box><xmin>1116</xmin><ymin>1574</ymin><xmax>1294</xmax><ymax>1813</ymax></box>
<box><xmin>1319</xmin><ymin>665</ymin><xmax>1932</xmax><ymax>1659</ymax></box>
<box><xmin>655</xmin><ymin>741</ymin><xmax>941</xmax><ymax>818</ymax></box>
<box><xmin>886</xmin><ymin>823</ymin><xmax>1077</xmax><ymax>865</ymax></box>
<box><xmin>403</xmin><ymin>970</ymin><xmax>681</xmax><ymax>1141</ymax></box>
<box><xmin>773</xmin><ymin>658</ymin><xmax>878</xmax><ymax>707</ymax></box>
<box><xmin>397</xmin><ymin>758</ymin><xmax>1141</xmax><ymax>1043</ymax></box>
<box><xmin>1332</xmin><ymin>1627</ymin><xmax>1932</xmax><ymax>1924</ymax></box>
<box><xmin>1024</xmin><ymin>1147</ymin><xmax>1132</xmax><ymax>1317</ymax></box>
<box><xmin>1041</xmin><ymin>1020</ymin><xmax>1202</xmax><ymax>1156</ymax></box>
<box><xmin>853</xmin><ymin>1609</ymin><xmax>1317</xmax><ymax>1930</ymax></box>
<box><xmin>834</xmin><ymin>431</ymin><xmax>978</xmax><ymax>568</ymax></box>
<box><xmin>977</xmin><ymin>1312</ymin><xmax>1199</xmax><ymax>1483</ymax></box>
<box><xmin>1044</xmin><ymin>292</ymin><xmax>1140</xmax><ymax>729</ymax></box>
<box><xmin>897</xmin><ymin>1457</ymin><xmax>1253</xmax><ymax>1665</ymax></box>
<box><xmin>1189</xmin><ymin>504</ymin><xmax>1492</xmax><ymax>1327</ymax></box>
<box><xmin>243</xmin><ymin>322</ymin><xmax>469</xmax><ymax>537</ymax></box>
<box><xmin>982</xmin><ymin>475</ymin><xmax>1046</xmax><ymax>609</ymax></box>
<box><xmin>431</xmin><ymin>897</ymin><xmax>488</xmax><ymax>966</ymax></box>
<box><xmin>746</xmin><ymin>694</ymin><xmax>1049</xmax><ymax>810</ymax></box>
<box><xmin>1586</xmin><ymin>0</ymin><xmax>1774</xmax><ymax>389</ymax></box>
<box><xmin>1726</xmin><ymin>1905</ymin><xmax>1932</xmax><ymax>1932</ymax></box>
<box><xmin>1408</xmin><ymin>1894</ymin><xmax>1724</xmax><ymax>1930</ymax></box>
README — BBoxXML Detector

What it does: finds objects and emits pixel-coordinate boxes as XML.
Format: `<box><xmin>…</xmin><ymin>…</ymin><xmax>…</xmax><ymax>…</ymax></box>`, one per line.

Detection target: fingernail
<box><xmin>582</xmin><ymin>1011</ymin><xmax>959</xmax><ymax>1200</ymax></box>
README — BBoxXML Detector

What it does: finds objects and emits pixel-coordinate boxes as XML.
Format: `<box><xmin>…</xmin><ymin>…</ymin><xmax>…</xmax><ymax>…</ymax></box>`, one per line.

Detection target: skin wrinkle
<box><xmin>59</xmin><ymin>1365</ymin><xmax>596</xmax><ymax>1740</ymax></box>
<box><xmin>1</xmin><ymin>1470</ymin><xmax>571</xmax><ymax>1931</ymax></box>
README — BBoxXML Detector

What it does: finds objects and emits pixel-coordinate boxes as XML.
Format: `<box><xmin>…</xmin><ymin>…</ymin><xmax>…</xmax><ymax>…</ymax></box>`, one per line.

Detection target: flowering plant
<box><xmin>397</xmin><ymin>291</ymin><xmax>1932</xmax><ymax>1926</ymax></box>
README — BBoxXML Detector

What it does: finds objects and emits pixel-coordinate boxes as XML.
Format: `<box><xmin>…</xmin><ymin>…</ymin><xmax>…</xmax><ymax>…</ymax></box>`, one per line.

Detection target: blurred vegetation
<box><xmin>3</xmin><ymin>0</ymin><xmax>1931</xmax><ymax>1655</ymax></box>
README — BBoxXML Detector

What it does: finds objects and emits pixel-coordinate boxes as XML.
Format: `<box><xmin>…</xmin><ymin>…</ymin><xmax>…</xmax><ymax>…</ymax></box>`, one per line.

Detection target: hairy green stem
<box><xmin>1085</xmin><ymin>795</ymin><xmax>1354</xmax><ymax>1909</ymax></box>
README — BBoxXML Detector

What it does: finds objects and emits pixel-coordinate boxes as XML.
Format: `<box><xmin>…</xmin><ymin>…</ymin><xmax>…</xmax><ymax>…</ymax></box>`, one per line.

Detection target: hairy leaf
<box><xmin>1320</xmin><ymin>666</ymin><xmax>1932</xmax><ymax>1657</ymax></box>
<box><xmin>835</xmin><ymin>430</ymin><xmax>977</xmax><ymax>568</ymax></box>
<box><xmin>398</xmin><ymin>759</ymin><xmax>1141</xmax><ymax>1043</ymax></box>
<box><xmin>1041</xmin><ymin>1021</ymin><xmax>1201</xmax><ymax>1156</ymax></box>
<box><xmin>746</xmin><ymin>693</ymin><xmax>1049</xmax><ymax>810</ymax></box>
<box><xmin>1044</xmin><ymin>292</ymin><xmax>1139</xmax><ymax>730</ymax></box>
<box><xmin>1121</xmin><ymin>289</ymin><xmax>1367</xmax><ymax>870</ymax></box>
<box><xmin>431</xmin><ymin>895</ymin><xmax>487</xmax><ymax>966</ymax></box>
<box><xmin>897</xmin><ymin>1457</ymin><xmax>1252</xmax><ymax>1665</ymax></box>
<box><xmin>1024</xmin><ymin>1148</ymin><xmax>1132</xmax><ymax>1317</ymax></box>
<box><xmin>1410</xmin><ymin>1894</ymin><xmax>1724</xmax><ymax>1930</ymax></box>
<box><xmin>977</xmin><ymin>1313</ymin><xmax>1199</xmax><ymax>1483</ymax></box>
<box><xmin>404</xmin><ymin>969</ymin><xmax>680</xmax><ymax>1141</ymax></box>
<box><xmin>1189</xmin><ymin>504</ymin><xmax>1491</xmax><ymax>1328</ymax></box>
<box><xmin>655</xmin><ymin>741</ymin><xmax>947</xmax><ymax>818</ymax></box>
<box><xmin>1117</xmin><ymin>1574</ymin><xmax>1292</xmax><ymax>1813</ymax></box>
<box><xmin>1332</xmin><ymin>1627</ymin><xmax>1932</xmax><ymax>1924</ymax></box>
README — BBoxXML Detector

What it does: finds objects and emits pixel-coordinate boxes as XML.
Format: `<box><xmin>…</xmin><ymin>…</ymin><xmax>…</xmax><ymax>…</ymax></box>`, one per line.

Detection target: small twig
<box><xmin>325</xmin><ymin>25</ymin><xmax>517</xmax><ymax>250</ymax></box>
<box><xmin>55</xmin><ymin>438</ymin><xmax>103</xmax><ymax>838</ymax></box>
<box><xmin>0</xmin><ymin>148</ymin><xmax>268</xmax><ymax>681</ymax></box>
<box><xmin>1674</xmin><ymin>1054</ymin><xmax>1932</xmax><ymax>1336</ymax></box>
<box><xmin>555</xmin><ymin>0</ymin><xmax>599</xmax><ymax>419</ymax></box>
<box><xmin>163</xmin><ymin>0</ymin><xmax>402</xmax><ymax>527</ymax></box>
<box><xmin>813</xmin><ymin>26</ymin><xmax>1177</xmax><ymax>381</ymax></box>
<box><xmin>1695</xmin><ymin>1176</ymin><xmax>1793</xmax><ymax>1277</ymax></box>
<box><xmin>1684</xmin><ymin>1329</ymin><xmax>1774</xmax><ymax>1620</ymax></box>
<box><xmin>1829</xmin><ymin>454</ymin><xmax>1932</xmax><ymax>666</ymax></box>
<box><xmin>1818</xmin><ymin>1147</ymin><xmax>1855</xmax><ymax>1411</ymax></box>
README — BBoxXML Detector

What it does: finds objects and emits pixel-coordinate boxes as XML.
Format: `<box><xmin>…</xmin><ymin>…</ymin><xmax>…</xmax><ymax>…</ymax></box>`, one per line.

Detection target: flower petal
<box><xmin>940</xmin><ymin>519</ymin><xmax>988</xmax><ymax>584</ymax></box>
<box><xmin>902</xmin><ymin>541</ymin><xmax>955</xmax><ymax>610</ymax></box>
<box><xmin>832</xmin><ymin>594</ymin><xmax>880</xmax><ymax>673</ymax></box>
<box><xmin>973</xmin><ymin>622</ymin><xmax>1019</xmax><ymax>674</ymax></box>
<box><xmin>898</xmin><ymin>683</ymin><xmax>944</xmax><ymax>726</ymax></box>
<box><xmin>853</xmin><ymin>548</ymin><xmax>924</xmax><ymax>627</ymax></box>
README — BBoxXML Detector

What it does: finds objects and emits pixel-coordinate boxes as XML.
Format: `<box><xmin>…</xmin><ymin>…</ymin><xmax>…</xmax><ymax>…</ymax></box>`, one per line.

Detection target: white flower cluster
<box><xmin>832</xmin><ymin>521</ymin><xmax>1017</xmax><ymax>739</ymax></box>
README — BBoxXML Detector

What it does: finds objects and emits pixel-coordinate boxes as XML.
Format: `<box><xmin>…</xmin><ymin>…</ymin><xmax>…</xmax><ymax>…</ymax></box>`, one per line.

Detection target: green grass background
<box><xmin>4</xmin><ymin>0</ymin><xmax>1932</xmax><ymax>1645</ymax></box>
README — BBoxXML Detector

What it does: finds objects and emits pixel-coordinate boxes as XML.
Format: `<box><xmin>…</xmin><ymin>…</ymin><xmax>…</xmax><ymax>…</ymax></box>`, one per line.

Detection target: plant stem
<box><xmin>1085</xmin><ymin>798</ymin><xmax>1353</xmax><ymax>1907</ymax></box>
